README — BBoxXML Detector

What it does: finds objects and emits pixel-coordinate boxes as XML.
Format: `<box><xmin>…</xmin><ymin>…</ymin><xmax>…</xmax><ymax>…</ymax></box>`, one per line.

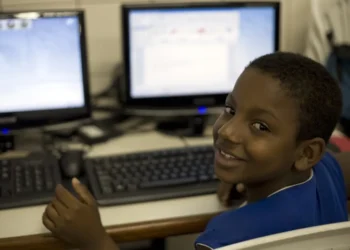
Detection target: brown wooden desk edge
<box><xmin>1</xmin><ymin>202</ymin><xmax>350</xmax><ymax>250</ymax></box>
<box><xmin>0</xmin><ymin>212</ymin><xmax>219</xmax><ymax>250</ymax></box>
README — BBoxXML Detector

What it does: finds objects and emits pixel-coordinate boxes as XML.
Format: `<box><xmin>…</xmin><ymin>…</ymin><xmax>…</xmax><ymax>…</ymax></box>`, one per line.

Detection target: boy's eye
<box><xmin>252</xmin><ymin>122</ymin><xmax>269</xmax><ymax>132</ymax></box>
<box><xmin>224</xmin><ymin>106</ymin><xmax>235</xmax><ymax>115</ymax></box>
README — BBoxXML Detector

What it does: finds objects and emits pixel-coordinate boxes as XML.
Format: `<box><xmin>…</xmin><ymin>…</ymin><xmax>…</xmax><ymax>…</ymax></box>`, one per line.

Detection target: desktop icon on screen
<box><xmin>21</xmin><ymin>20</ymin><xmax>29</xmax><ymax>28</ymax></box>
<box><xmin>7</xmin><ymin>20</ymin><xmax>16</xmax><ymax>29</ymax></box>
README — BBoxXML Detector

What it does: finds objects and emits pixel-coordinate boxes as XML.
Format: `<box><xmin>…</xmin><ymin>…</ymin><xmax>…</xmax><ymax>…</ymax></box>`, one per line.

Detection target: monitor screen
<box><xmin>0</xmin><ymin>13</ymin><xmax>86</xmax><ymax>113</ymax></box>
<box><xmin>0</xmin><ymin>11</ymin><xmax>90</xmax><ymax>128</ymax></box>
<box><xmin>127</xmin><ymin>5</ymin><xmax>278</xmax><ymax>99</ymax></box>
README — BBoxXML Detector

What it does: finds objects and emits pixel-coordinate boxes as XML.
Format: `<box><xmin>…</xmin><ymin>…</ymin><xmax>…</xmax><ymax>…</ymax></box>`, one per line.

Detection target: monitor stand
<box><xmin>155</xmin><ymin>115</ymin><xmax>208</xmax><ymax>137</ymax></box>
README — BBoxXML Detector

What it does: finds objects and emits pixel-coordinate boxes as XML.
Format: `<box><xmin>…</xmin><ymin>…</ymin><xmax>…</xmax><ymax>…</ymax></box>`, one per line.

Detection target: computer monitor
<box><xmin>121</xmin><ymin>2</ymin><xmax>280</xmax><ymax>110</ymax></box>
<box><xmin>0</xmin><ymin>10</ymin><xmax>90</xmax><ymax>129</ymax></box>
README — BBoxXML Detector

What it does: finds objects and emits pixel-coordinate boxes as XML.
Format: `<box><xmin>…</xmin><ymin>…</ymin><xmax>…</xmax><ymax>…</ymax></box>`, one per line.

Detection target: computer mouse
<box><xmin>60</xmin><ymin>150</ymin><xmax>85</xmax><ymax>179</ymax></box>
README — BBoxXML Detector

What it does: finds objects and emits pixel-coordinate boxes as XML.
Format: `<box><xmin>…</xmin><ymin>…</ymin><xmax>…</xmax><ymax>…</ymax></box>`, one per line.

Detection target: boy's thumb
<box><xmin>236</xmin><ymin>183</ymin><xmax>245</xmax><ymax>193</ymax></box>
<box><xmin>72</xmin><ymin>178</ymin><xmax>94</xmax><ymax>205</ymax></box>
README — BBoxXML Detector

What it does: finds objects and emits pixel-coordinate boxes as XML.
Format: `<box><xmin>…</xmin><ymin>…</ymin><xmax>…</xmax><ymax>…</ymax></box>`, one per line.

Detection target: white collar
<box><xmin>268</xmin><ymin>170</ymin><xmax>314</xmax><ymax>197</ymax></box>
<box><xmin>239</xmin><ymin>170</ymin><xmax>314</xmax><ymax>208</ymax></box>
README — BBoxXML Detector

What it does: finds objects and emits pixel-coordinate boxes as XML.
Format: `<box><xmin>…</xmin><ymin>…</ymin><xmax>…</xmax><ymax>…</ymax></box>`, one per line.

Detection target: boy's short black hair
<box><xmin>247</xmin><ymin>52</ymin><xmax>342</xmax><ymax>143</ymax></box>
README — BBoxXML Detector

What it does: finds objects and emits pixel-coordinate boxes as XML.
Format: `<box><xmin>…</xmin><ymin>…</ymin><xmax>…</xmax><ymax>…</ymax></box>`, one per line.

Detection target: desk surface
<box><xmin>0</xmin><ymin>130</ymin><xmax>349</xmax><ymax>250</ymax></box>
<box><xmin>0</xmin><ymin>131</ymin><xmax>226</xmax><ymax>250</ymax></box>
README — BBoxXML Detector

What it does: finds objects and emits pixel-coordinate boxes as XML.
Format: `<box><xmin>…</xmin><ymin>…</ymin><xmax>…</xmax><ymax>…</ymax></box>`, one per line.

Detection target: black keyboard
<box><xmin>86</xmin><ymin>145</ymin><xmax>218</xmax><ymax>206</ymax></box>
<box><xmin>0</xmin><ymin>153</ymin><xmax>61</xmax><ymax>210</ymax></box>
<box><xmin>0</xmin><ymin>146</ymin><xmax>218</xmax><ymax>209</ymax></box>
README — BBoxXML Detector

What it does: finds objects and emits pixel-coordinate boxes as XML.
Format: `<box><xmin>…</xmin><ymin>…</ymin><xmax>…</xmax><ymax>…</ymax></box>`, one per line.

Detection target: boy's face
<box><xmin>213</xmin><ymin>68</ymin><xmax>300</xmax><ymax>185</ymax></box>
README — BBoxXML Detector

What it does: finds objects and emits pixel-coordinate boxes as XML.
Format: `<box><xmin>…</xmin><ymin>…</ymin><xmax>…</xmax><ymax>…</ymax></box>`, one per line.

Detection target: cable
<box><xmin>179</xmin><ymin>135</ymin><xmax>190</xmax><ymax>148</ymax></box>
<box><xmin>91</xmin><ymin>64</ymin><xmax>123</xmax><ymax>101</ymax></box>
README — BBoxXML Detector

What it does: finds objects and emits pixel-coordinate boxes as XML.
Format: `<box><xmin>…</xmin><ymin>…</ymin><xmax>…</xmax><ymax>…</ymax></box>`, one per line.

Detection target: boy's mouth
<box><xmin>214</xmin><ymin>143</ymin><xmax>245</xmax><ymax>160</ymax></box>
<box><xmin>214</xmin><ymin>147</ymin><xmax>246</xmax><ymax>163</ymax></box>
<box><xmin>219</xmin><ymin>149</ymin><xmax>237</xmax><ymax>160</ymax></box>
<box><xmin>215</xmin><ymin>149</ymin><xmax>245</xmax><ymax>168</ymax></box>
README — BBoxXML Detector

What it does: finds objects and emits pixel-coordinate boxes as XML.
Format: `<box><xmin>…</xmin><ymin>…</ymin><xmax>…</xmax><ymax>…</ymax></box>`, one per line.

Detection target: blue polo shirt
<box><xmin>195</xmin><ymin>152</ymin><xmax>348</xmax><ymax>249</ymax></box>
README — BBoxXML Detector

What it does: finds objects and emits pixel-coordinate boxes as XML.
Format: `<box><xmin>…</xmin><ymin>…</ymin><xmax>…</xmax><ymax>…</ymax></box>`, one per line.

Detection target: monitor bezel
<box><xmin>121</xmin><ymin>2</ymin><xmax>280</xmax><ymax>108</ymax></box>
<box><xmin>0</xmin><ymin>10</ymin><xmax>91</xmax><ymax>129</ymax></box>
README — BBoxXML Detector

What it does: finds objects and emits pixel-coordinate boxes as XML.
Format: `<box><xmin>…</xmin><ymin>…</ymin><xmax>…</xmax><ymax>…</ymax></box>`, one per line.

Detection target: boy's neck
<box><xmin>245</xmin><ymin>170</ymin><xmax>312</xmax><ymax>203</ymax></box>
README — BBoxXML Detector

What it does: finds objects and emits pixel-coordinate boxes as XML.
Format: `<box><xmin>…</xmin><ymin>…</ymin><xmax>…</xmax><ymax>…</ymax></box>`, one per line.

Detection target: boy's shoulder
<box><xmin>195</xmin><ymin>153</ymin><xmax>348</xmax><ymax>249</ymax></box>
<box><xmin>195</xmin><ymin>186</ymin><xmax>317</xmax><ymax>249</ymax></box>
<box><xmin>312</xmin><ymin>152</ymin><xmax>348</xmax><ymax>222</ymax></box>
<box><xmin>315</xmin><ymin>152</ymin><xmax>345</xmax><ymax>184</ymax></box>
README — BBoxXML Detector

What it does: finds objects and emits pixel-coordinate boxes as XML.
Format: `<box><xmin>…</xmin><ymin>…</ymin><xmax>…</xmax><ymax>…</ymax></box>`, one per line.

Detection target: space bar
<box><xmin>139</xmin><ymin>177</ymin><xmax>197</xmax><ymax>189</ymax></box>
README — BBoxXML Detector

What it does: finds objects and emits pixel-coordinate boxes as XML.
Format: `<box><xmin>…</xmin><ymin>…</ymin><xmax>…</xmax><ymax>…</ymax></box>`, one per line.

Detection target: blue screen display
<box><xmin>0</xmin><ymin>16</ymin><xmax>85</xmax><ymax>113</ymax></box>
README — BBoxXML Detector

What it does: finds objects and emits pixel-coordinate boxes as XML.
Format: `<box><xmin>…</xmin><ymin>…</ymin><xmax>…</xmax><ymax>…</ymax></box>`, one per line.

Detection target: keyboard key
<box><xmin>140</xmin><ymin>177</ymin><xmax>197</xmax><ymax>189</ymax></box>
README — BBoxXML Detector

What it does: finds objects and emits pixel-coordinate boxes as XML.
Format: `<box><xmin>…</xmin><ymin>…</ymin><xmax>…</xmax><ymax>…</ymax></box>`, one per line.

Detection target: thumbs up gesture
<box><xmin>42</xmin><ymin>178</ymin><xmax>108</xmax><ymax>250</ymax></box>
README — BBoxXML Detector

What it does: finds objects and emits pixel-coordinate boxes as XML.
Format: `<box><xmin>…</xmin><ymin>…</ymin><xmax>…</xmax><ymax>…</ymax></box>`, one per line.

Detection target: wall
<box><xmin>0</xmin><ymin>0</ymin><xmax>313</xmax><ymax>94</ymax></box>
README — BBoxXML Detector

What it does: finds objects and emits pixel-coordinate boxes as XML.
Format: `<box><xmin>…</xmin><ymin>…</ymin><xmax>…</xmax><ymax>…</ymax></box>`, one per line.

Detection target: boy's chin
<box><xmin>215</xmin><ymin>165</ymin><xmax>243</xmax><ymax>184</ymax></box>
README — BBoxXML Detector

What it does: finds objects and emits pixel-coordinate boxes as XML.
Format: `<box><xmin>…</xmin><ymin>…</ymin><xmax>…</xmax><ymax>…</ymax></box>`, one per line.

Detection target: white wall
<box><xmin>0</xmin><ymin>0</ymin><xmax>313</xmax><ymax>94</ymax></box>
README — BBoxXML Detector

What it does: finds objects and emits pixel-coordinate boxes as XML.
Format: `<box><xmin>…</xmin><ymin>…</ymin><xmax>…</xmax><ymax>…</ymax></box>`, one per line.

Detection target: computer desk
<box><xmin>0</xmin><ymin>130</ymin><xmax>226</xmax><ymax>250</ymax></box>
<box><xmin>0</xmin><ymin>129</ymin><xmax>349</xmax><ymax>250</ymax></box>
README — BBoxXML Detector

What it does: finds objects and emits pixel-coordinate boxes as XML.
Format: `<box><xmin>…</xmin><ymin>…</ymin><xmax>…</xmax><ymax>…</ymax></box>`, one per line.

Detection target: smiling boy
<box><xmin>42</xmin><ymin>52</ymin><xmax>349</xmax><ymax>250</ymax></box>
<box><xmin>196</xmin><ymin>52</ymin><xmax>348</xmax><ymax>249</ymax></box>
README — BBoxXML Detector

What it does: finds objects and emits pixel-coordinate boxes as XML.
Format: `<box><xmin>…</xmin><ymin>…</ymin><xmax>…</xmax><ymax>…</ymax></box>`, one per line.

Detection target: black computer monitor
<box><xmin>121</xmin><ymin>2</ymin><xmax>280</xmax><ymax>111</ymax></box>
<box><xmin>0</xmin><ymin>10</ymin><xmax>90</xmax><ymax>129</ymax></box>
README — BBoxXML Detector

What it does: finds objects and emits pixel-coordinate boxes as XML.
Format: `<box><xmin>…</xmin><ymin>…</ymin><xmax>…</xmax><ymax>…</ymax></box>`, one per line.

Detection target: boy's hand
<box><xmin>218</xmin><ymin>182</ymin><xmax>245</xmax><ymax>207</ymax></box>
<box><xmin>42</xmin><ymin>178</ymin><xmax>107</xmax><ymax>250</ymax></box>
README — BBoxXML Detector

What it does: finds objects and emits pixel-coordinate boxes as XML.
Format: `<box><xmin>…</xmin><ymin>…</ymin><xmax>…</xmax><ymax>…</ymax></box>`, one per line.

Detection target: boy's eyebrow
<box><xmin>228</xmin><ymin>94</ymin><xmax>279</xmax><ymax>121</ymax></box>
<box><xmin>249</xmin><ymin>107</ymin><xmax>280</xmax><ymax>121</ymax></box>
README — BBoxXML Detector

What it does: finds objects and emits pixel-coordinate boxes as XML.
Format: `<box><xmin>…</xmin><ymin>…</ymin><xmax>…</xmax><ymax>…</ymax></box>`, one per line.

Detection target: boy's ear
<box><xmin>294</xmin><ymin>138</ymin><xmax>326</xmax><ymax>171</ymax></box>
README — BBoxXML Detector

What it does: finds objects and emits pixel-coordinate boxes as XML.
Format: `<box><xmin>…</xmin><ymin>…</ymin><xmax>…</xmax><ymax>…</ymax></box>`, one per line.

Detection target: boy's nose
<box><xmin>217</xmin><ymin>118</ymin><xmax>243</xmax><ymax>144</ymax></box>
